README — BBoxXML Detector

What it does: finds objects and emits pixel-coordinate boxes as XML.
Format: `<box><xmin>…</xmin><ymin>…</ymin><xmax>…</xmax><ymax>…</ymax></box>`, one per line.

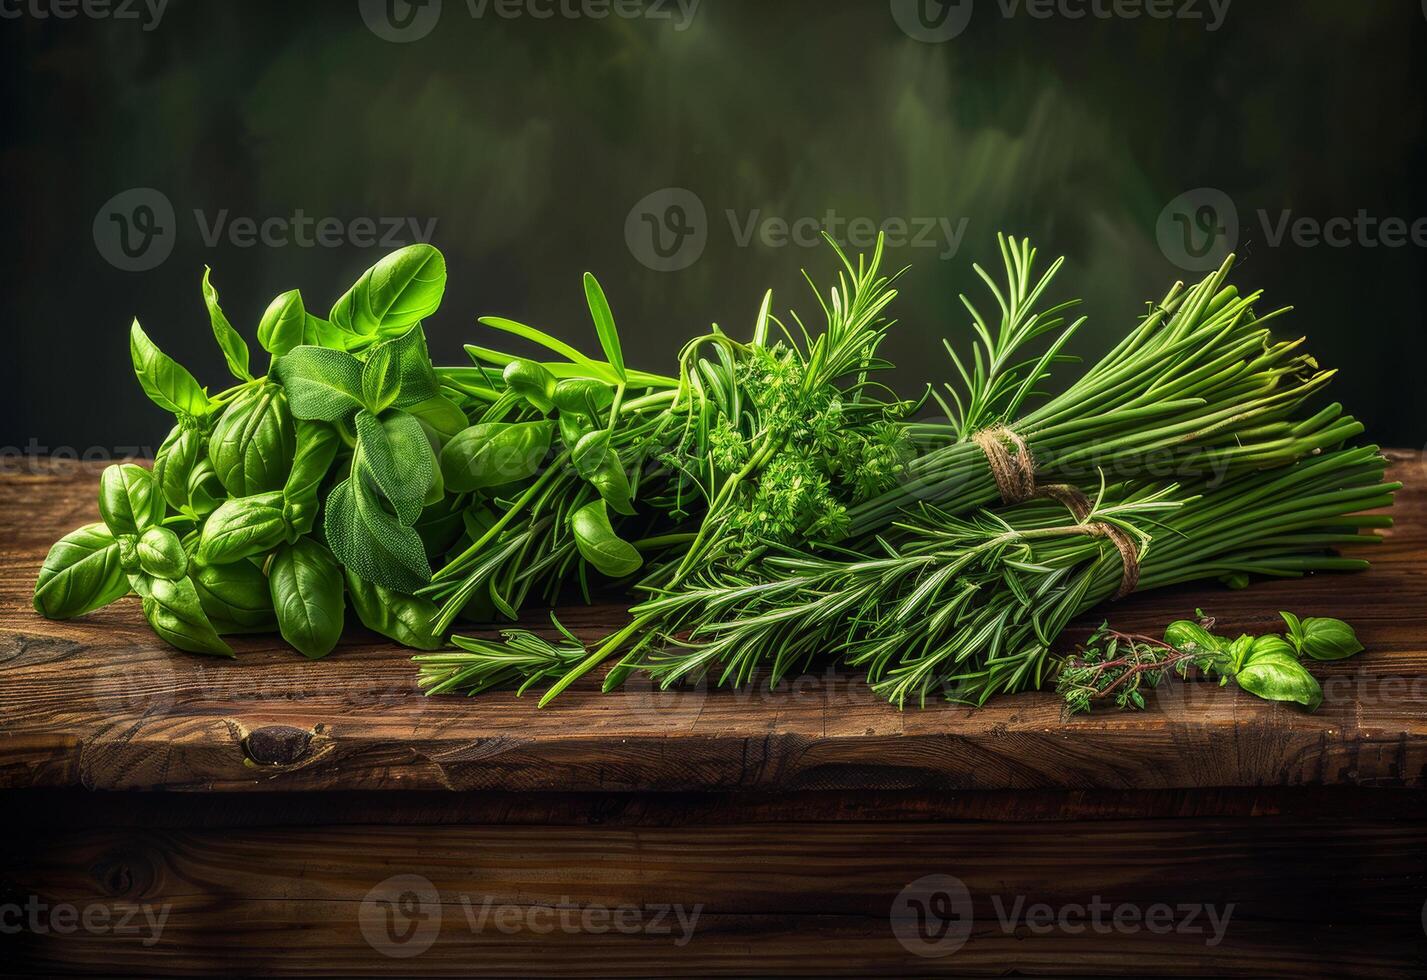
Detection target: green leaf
<box><xmin>272</xmin><ymin>346</ymin><xmax>365</xmax><ymax>422</ymax></box>
<box><xmin>193</xmin><ymin>560</ymin><xmax>277</xmax><ymax>634</ymax></box>
<box><xmin>329</xmin><ymin>244</ymin><xmax>446</xmax><ymax>338</ymax></box>
<box><xmin>440</xmin><ymin>421</ymin><xmax>553</xmax><ymax>493</ymax></box>
<box><xmin>354</xmin><ymin>409</ymin><xmax>434</xmax><ymax>525</ymax></box>
<box><xmin>570</xmin><ymin>499</ymin><xmax>642</xmax><ymax>578</ymax></box>
<box><xmin>503</xmin><ymin>358</ymin><xmax>556</xmax><ymax>413</ymax></box>
<box><xmin>588</xmin><ymin>450</ymin><xmax>635</xmax><ymax>516</ymax></box>
<box><xmin>34</xmin><ymin>523</ymin><xmax>129</xmax><ymax>619</ymax></box>
<box><xmin>153</xmin><ymin>425</ymin><xmax>204</xmax><ymax>512</ymax></box>
<box><xmin>572</xmin><ymin>429</ymin><xmax>611</xmax><ymax>479</ymax></box>
<box><xmin>134</xmin><ymin>573</ymin><xmax>234</xmax><ymax>658</ymax></box>
<box><xmin>583</xmin><ymin>273</ymin><xmax>626</xmax><ymax>382</ymax></box>
<box><xmin>137</xmin><ymin>526</ymin><xmax>189</xmax><ymax>580</ymax></box>
<box><xmin>185</xmin><ymin>457</ymin><xmax>225</xmax><ymax>519</ymax></box>
<box><xmin>1163</xmin><ymin>620</ymin><xmax>1223</xmax><ymax>654</ymax></box>
<box><xmin>324</xmin><ymin>477</ymin><xmax>433</xmax><ymax>594</ymax></box>
<box><xmin>361</xmin><ymin>340</ymin><xmax>401</xmax><ymax>414</ymax></box>
<box><xmin>384</xmin><ymin>325</ymin><xmax>441</xmax><ymax>409</ymax></box>
<box><xmin>552</xmin><ymin>378</ymin><xmax>613</xmax><ymax>416</ymax></box>
<box><xmin>405</xmin><ymin>393</ymin><xmax>469</xmax><ymax>440</ymax></box>
<box><xmin>197</xmin><ymin>492</ymin><xmax>290</xmax><ymax>566</ymax></box>
<box><xmin>1235</xmin><ymin>652</ymin><xmax>1323</xmax><ymax>711</ymax></box>
<box><xmin>475</xmin><ymin>320</ymin><xmax>617</xmax><ymax>382</ymax></box>
<box><xmin>130</xmin><ymin>319</ymin><xmax>211</xmax><ymax>418</ymax></box>
<box><xmin>282</xmin><ymin>420</ymin><xmax>341</xmax><ymax>536</ymax></box>
<box><xmin>98</xmin><ymin>464</ymin><xmax>163</xmax><ymax>536</ymax></box>
<box><xmin>1299</xmin><ymin>618</ymin><xmax>1364</xmax><ymax>661</ymax></box>
<box><xmin>270</xmin><ymin>538</ymin><xmax>345</xmax><ymax>659</ymax></box>
<box><xmin>345</xmin><ymin>570</ymin><xmax>446</xmax><ymax>651</ymax></box>
<box><xmin>1243</xmin><ymin>634</ymin><xmax>1298</xmax><ymax>666</ymax></box>
<box><xmin>1279</xmin><ymin>611</ymin><xmax>1305</xmax><ymax>652</ymax></box>
<box><xmin>209</xmin><ymin>383</ymin><xmax>297</xmax><ymax>497</ymax></box>
<box><xmin>258</xmin><ymin>289</ymin><xmax>307</xmax><ymax>357</ymax></box>
<box><xmin>202</xmin><ymin>267</ymin><xmax>253</xmax><ymax>381</ymax></box>
<box><xmin>303</xmin><ymin>313</ymin><xmax>363</xmax><ymax>350</ymax></box>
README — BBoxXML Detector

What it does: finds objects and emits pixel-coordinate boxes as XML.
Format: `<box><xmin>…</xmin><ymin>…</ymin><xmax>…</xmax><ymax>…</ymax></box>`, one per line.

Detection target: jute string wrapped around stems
<box><xmin>972</xmin><ymin>426</ymin><xmax>1141</xmax><ymax>599</ymax></box>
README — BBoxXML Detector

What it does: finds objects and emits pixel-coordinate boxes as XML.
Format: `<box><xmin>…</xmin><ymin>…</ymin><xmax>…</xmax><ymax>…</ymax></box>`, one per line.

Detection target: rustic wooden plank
<box><xmin>0</xmin><ymin>455</ymin><xmax>1423</xmax><ymax>793</ymax></box>
<box><xmin>2</xmin><ymin>818</ymin><xmax>1423</xmax><ymax>977</ymax></box>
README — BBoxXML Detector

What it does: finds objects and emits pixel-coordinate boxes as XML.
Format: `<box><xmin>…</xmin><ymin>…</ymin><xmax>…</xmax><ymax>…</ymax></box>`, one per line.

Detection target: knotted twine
<box><xmin>972</xmin><ymin>426</ymin><xmax>1141</xmax><ymax>599</ymax></box>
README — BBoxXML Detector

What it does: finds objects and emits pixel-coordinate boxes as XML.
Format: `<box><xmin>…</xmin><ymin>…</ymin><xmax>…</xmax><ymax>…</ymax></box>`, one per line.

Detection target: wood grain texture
<box><xmin>3</xmin><ymin>817</ymin><xmax>1424</xmax><ymax>977</ymax></box>
<box><xmin>1</xmin><ymin>454</ymin><xmax>1423</xmax><ymax>794</ymax></box>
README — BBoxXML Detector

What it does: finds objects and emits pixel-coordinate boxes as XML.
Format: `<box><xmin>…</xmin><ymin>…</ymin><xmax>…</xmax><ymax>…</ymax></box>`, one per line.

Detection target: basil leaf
<box><xmin>503</xmin><ymin>358</ymin><xmax>556</xmax><ymax>413</ymax></box>
<box><xmin>440</xmin><ymin>421</ymin><xmax>553</xmax><ymax>493</ymax></box>
<box><xmin>1299</xmin><ymin>617</ymin><xmax>1363</xmax><ymax>661</ymax></box>
<box><xmin>283</xmin><ymin>420</ymin><xmax>342</xmax><ymax>536</ymax></box>
<box><xmin>583</xmin><ymin>273</ymin><xmax>626</xmax><ymax>382</ymax></box>
<box><xmin>129</xmin><ymin>320</ymin><xmax>210</xmax><ymax>418</ymax></box>
<box><xmin>405</xmin><ymin>393</ymin><xmax>468</xmax><ymax>440</ymax></box>
<box><xmin>324</xmin><ymin>477</ymin><xmax>432</xmax><ymax>594</ymax></box>
<box><xmin>270</xmin><ymin>538</ymin><xmax>345</xmax><ymax>659</ymax></box>
<box><xmin>258</xmin><ymin>289</ymin><xmax>307</xmax><ymax>357</ymax></box>
<box><xmin>209</xmin><ymin>383</ymin><xmax>297</xmax><ymax>497</ymax></box>
<box><xmin>1279</xmin><ymin>611</ymin><xmax>1306</xmax><ymax>652</ymax></box>
<box><xmin>589</xmin><ymin>450</ymin><xmax>636</xmax><ymax>516</ymax></box>
<box><xmin>558</xmin><ymin>412</ymin><xmax>589</xmax><ymax>452</ymax></box>
<box><xmin>552</xmin><ymin>378</ymin><xmax>612</xmax><ymax>416</ymax></box>
<box><xmin>272</xmin><ymin>346</ymin><xmax>365</xmax><ymax>422</ymax></box>
<box><xmin>1235</xmin><ymin>653</ymin><xmax>1323</xmax><ymax>711</ymax></box>
<box><xmin>34</xmin><ymin>523</ymin><xmax>129</xmax><ymax>619</ymax></box>
<box><xmin>202</xmin><ymin>266</ymin><xmax>253</xmax><ymax>381</ymax></box>
<box><xmin>570</xmin><ymin>499</ymin><xmax>642</xmax><ymax>578</ymax></box>
<box><xmin>1243</xmin><ymin>634</ymin><xmax>1297</xmax><ymax>665</ymax></box>
<box><xmin>99</xmin><ymin>464</ymin><xmax>163</xmax><ymax>535</ymax></box>
<box><xmin>135</xmin><ymin>573</ymin><xmax>234</xmax><ymax>658</ymax></box>
<box><xmin>329</xmin><ymin>244</ymin><xmax>446</xmax><ymax>338</ymax></box>
<box><xmin>572</xmin><ymin>429</ymin><xmax>611</xmax><ymax>479</ymax></box>
<box><xmin>153</xmin><ymin>425</ymin><xmax>204</xmax><ymax>512</ymax></box>
<box><xmin>193</xmin><ymin>560</ymin><xmax>277</xmax><ymax>634</ymax></box>
<box><xmin>137</xmin><ymin>525</ymin><xmax>189</xmax><ymax>581</ymax></box>
<box><xmin>1163</xmin><ymin>620</ymin><xmax>1222</xmax><ymax>654</ymax></box>
<box><xmin>198</xmin><ymin>492</ymin><xmax>290</xmax><ymax>566</ymax></box>
<box><xmin>345</xmin><ymin>570</ymin><xmax>446</xmax><ymax>651</ymax></box>
<box><xmin>303</xmin><ymin>313</ymin><xmax>364</xmax><ymax>350</ymax></box>
<box><xmin>186</xmin><ymin>457</ymin><xmax>225</xmax><ymax>519</ymax></box>
<box><xmin>354</xmin><ymin>409</ymin><xmax>434</xmax><ymax>525</ymax></box>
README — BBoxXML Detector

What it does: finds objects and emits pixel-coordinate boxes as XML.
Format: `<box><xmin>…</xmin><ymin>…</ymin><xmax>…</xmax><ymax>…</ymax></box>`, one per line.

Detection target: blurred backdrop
<box><xmin>3</xmin><ymin>0</ymin><xmax>1425</xmax><ymax>457</ymax></box>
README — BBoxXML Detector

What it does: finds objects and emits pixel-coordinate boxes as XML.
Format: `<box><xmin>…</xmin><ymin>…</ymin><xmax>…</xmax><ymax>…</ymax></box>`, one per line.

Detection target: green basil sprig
<box><xmin>270</xmin><ymin>538</ymin><xmax>346</xmax><ymax>659</ymax></box>
<box><xmin>33</xmin><ymin>523</ymin><xmax>129</xmax><ymax>619</ymax></box>
<box><xmin>1280</xmin><ymin>611</ymin><xmax>1364</xmax><ymax>661</ymax></box>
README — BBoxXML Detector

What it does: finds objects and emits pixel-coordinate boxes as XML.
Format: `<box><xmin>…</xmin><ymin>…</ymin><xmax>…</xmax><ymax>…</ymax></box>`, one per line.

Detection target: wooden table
<box><xmin>2</xmin><ymin>456</ymin><xmax>1424</xmax><ymax>977</ymax></box>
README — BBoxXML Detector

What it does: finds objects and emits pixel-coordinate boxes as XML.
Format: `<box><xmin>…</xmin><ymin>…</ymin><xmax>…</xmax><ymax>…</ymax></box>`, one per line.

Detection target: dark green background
<box><xmin>3</xmin><ymin>0</ymin><xmax>1424</xmax><ymax>455</ymax></box>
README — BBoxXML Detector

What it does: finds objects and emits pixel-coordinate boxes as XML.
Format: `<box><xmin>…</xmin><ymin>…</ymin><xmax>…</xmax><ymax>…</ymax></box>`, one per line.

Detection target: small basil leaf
<box><xmin>202</xmin><ymin>266</ymin><xmax>253</xmax><ymax>381</ymax></box>
<box><xmin>552</xmin><ymin>378</ymin><xmax>612</xmax><ymax>416</ymax></box>
<box><xmin>324</xmin><ymin>477</ymin><xmax>432</xmax><ymax>594</ymax></box>
<box><xmin>345</xmin><ymin>569</ymin><xmax>446</xmax><ymax>651</ymax></box>
<box><xmin>1279</xmin><ymin>611</ymin><xmax>1306</xmax><ymax>653</ymax></box>
<box><xmin>361</xmin><ymin>341</ymin><xmax>401</xmax><ymax>414</ymax></box>
<box><xmin>405</xmin><ymin>393</ymin><xmax>468</xmax><ymax>440</ymax></box>
<box><xmin>271</xmin><ymin>346</ymin><xmax>365</xmax><ymax>422</ymax></box>
<box><xmin>193</xmin><ymin>560</ymin><xmax>277</xmax><ymax>634</ymax></box>
<box><xmin>440</xmin><ymin>421</ymin><xmax>553</xmax><ymax>492</ymax></box>
<box><xmin>1163</xmin><ymin>620</ymin><xmax>1222</xmax><ymax>654</ymax></box>
<box><xmin>1235</xmin><ymin>654</ymin><xmax>1323</xmax><ymax>712</ymax></box>
<box><xmin>354</xmin><ymin>409</ymin><xmax>434</xmax><ymax>525</ymax></box>
<box><xmin>186</xmin><ymin>457</ymin><xmax>225</xmax><ymax>519</ymax></box>
<box><xmin>270</xmin><ymin>538</ymin><xmax>346</xmax><ymax>659</ymax></box>
<box><xmin>137</xmin><ymin>525</ymin><xmax>189</xmax><ymax>581</ymax></box>
<box><xmin>99</xmin><ymin>464</ymin><xmax>163</xmax><ymax>535</ymax></box>
<box><xmin>589</xmin><ymin>450</ymin><xmax>635</xmax><ymax>516</ymax></box>
<box><xmin>258</xmin><ymin>289</ymin><xmax>307</xmax><ymax>357</ymax></box>
<box><xmin>135</xmin><ymin>573</ymin><xmax>234</xmax><ymax>658</ymax></box>
<box><xmin>1299</xmin><ymin>618</ymin><xmax>1364</xmax><ymax>661</ymax></box>
<box><xmin>129</xmin><ymin>319</ymin><xmax>211</xmax><ymax>418</ymax></box>
<box><xmin>209</xmin><ymin>383</ymin><xmax>297</xmax><ymax>497</ymax></box>
<box><xmin>329</xmin><ymin>244</ymin><xmax>446</xmax><ymax>338</ymax></box>
<box><xmin>197</xmin><ymin>492</ymin><xmax>290</xmax><ymax>566</ymax></box>
<box><xmin>34</xmin><ymin>523</ymin><xmax>129</xmax><ymax>619</ymax></box>
<box><xmin>503</xmin><ymin>358</ymin><xmax>556</xmax><ymax>413</ymax></box>
<box><xmin>570</xmin><ymin>499</ymin><xmax>642</xmax><ymax>578</ymax></box>
<box><xmin>282</xmin><ymin>420</ymin><xmax>342</xmax><ymax>536</ymax></box>
<box><xmin>583</xmin><ymin>273</ymin><xmax>626</xmax><ymax>382</ymax></box>
<box><xmin>572</xmin><ymin>429</ymin><xmax>611</xmax><ymax>479</ymax></box>
<box><xmin>153</xmin><ymin>425</ymin><xmax>204</xmax><ymax>512</ymax></box>
<box><xmin>303</xmin><ymin>313</ymin><xmax>363</xmax><ymax>350</ymax></box>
